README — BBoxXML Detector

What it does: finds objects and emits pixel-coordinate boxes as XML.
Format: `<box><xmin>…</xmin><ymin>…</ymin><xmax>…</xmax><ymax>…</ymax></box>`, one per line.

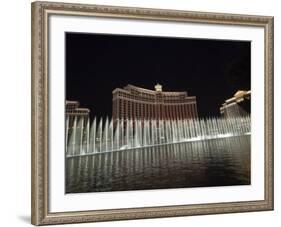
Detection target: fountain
<box><xmin>66</xmin><ymin>115</ymin><xmax>251</xmax><ymax>157</ymax></box>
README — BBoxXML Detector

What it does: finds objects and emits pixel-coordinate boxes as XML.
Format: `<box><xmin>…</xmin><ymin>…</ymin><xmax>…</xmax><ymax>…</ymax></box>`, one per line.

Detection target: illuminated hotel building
<box><xmin>112</xmin><ymin>84</ymin><xmax>198</xmax><ymax>121</ymax></box>
<box><xmin>65</xmin><ymin>100</ymin><xmax>90</xmax><ymax>138</ymax></box>
<box><xmin>66</xmin><ymin>100</ymin><xmax>90</xmax><ymax>120</ymax></box>
<box><xmin>220</xmin><ymin>90</ymin><xmax>251</xmax><ymax>117</ymax></box>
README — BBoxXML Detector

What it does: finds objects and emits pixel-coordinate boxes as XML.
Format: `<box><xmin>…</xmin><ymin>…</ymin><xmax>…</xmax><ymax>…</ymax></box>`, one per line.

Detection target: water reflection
<box><xmin>66</xmin><ymin>135</ymin><xmax>250</xmax><ymax>193</ymax></box>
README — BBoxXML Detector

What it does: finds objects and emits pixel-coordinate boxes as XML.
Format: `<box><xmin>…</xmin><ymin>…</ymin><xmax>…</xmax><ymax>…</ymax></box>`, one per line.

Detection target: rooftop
<box><xmin>121</xmin><ymin>84</ymin><xmax>189</xmax><ymax>96</ymax></box>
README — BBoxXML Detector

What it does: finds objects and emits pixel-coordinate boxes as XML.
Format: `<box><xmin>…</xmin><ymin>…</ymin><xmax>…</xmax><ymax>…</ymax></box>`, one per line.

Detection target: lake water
<box><xmin>66</xmin><ymin>135</ymin><xmax>250</xmax><ymax>193</ymax></box>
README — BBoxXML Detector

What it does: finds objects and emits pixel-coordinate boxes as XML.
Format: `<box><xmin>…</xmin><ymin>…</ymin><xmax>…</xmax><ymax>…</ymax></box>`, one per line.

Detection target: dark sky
<box><xmin>66</xmin><ymin>32</ymin><xmax>250</xmax><ymax>119</ymax></box>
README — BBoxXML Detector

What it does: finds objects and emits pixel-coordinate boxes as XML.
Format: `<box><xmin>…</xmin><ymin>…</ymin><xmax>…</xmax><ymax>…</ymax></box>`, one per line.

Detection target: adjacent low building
<box><xmin>66</xmin><ymin>100</ymin><xmax>90</xmax><ymax>120</ymax></box>
<box><xmin>65</xmin><ymin>100</ymin><xmax>90</xmax><ymax>145</ymax></box>
<box><xmin>220</xmin><ymin>90</ymin><xmax>251</xmax><ymax>117</ymax></box>
<box><xmin>112</xmin><ymin>84</ymin><xmax>198</xmax><ymax>121</ymax></box>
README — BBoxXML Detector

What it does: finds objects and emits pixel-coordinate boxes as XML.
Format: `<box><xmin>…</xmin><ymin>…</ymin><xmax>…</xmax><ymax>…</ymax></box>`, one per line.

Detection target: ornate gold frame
<box><xmin>31</xmin><ymin>1</ymin><xmax>274</xmax><ymax>225</ymax></box>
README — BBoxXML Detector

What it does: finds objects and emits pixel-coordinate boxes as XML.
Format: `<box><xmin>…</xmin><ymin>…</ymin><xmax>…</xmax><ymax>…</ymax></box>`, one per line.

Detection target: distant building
<box><xmin>66</xmin><ymin>100</ymin><xmax>90</xmax><ymax>120</ymax></box>
<box><xmin>220</xmin><ymin>90</ymin><xmax>251</xmax><ymax>117</ymax></box>
<box><xmin>112</xmin><ymin>84</ymin><xmax>198</xmax><ymax>121</ymax></box>
<box><xmin>65</xmin><ymin>101</ymin><xmax>90</xmax><ymax>144</ymax></box>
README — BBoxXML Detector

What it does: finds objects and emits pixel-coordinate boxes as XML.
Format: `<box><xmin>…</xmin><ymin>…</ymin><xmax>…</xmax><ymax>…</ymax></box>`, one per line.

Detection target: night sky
<box><xmin>66</xmin><ymin>32</ymin><xmax>250</xmax><ymax>119</ymax></box>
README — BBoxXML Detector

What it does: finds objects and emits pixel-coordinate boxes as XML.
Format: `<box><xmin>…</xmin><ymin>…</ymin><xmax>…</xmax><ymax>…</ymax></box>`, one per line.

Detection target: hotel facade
<box><xmin>66</xmin><ymin>100</ymin><xmax>90</xmax><ymax>122</ymax></box>
<box><xmin>112</xmin><ymin>84</ymin><xmax>198</xmax><ymax>121</ymax></box>
<box><xmin>65</xmin><ymin>101</ymin><xmax>90</xmax><ymax>141</ymax></box>
<box><xmin>220</xmin><ymin>90</ymin><xmax>251</xmax><ymax>118</ymax></box>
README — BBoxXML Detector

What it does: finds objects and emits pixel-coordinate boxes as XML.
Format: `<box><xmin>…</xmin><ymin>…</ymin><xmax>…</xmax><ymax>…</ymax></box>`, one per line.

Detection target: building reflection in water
<box><xmin>66</xmin><ymin>135</ymin><xmax>250</xmax><ymax>193</ymax></box>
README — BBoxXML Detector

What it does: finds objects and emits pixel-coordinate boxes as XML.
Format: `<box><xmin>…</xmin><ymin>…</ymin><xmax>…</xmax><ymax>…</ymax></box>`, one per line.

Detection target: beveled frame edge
<box><xmin>31</xmin><ymin>1</ymin><xmax>274</xmax><ymax>225</ymax></box>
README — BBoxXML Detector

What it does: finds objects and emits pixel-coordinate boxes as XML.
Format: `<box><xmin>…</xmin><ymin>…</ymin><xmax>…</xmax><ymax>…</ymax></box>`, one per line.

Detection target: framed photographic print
<box><xmin>31</xmin><ymin>1</ymin><xmax>274</xmax><ymax>225</ymax></box>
